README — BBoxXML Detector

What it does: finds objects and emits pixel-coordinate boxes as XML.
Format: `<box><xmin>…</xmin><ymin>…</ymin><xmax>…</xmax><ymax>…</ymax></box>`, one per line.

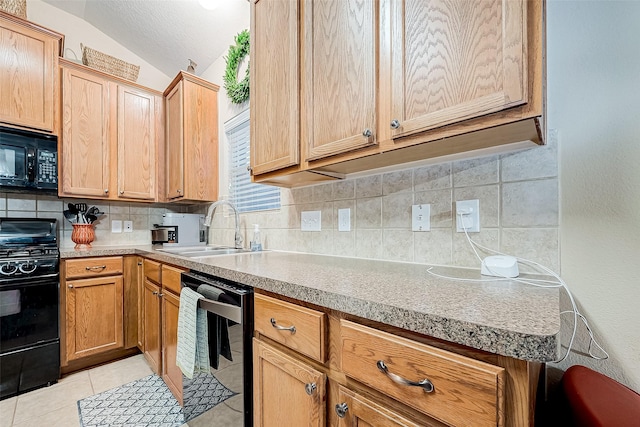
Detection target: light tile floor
<box><xmin>0</xmin><ymin>354</ymin><xmax>163</xmax><ymax>427</ymax></box>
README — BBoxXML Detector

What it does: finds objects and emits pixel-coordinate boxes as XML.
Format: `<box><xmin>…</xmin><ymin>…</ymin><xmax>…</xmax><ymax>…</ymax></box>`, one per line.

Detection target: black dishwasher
<box><xmin>180</xmin><ymin>271</ymin><xmax>253</xmax><ymax>427</ymax></box>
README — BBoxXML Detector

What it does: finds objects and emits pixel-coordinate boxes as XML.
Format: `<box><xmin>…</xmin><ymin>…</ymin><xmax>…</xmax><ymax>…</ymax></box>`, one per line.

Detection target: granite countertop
<box><xmin>61</xmin><ymin>245</ymin><xmax>561</xmax><ymax>362</ymax></box>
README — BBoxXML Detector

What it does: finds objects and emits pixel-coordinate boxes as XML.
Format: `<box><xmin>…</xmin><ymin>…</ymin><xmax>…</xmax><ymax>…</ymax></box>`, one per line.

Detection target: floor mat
<box><xmin>77</xmin><ymin>373</ymin><xmax>236</xmax><ymax>427</ymax></box>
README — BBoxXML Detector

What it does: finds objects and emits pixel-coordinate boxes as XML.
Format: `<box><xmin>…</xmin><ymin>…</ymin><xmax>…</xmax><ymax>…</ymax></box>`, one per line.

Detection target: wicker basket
<box><xmin>0</xmin><ymin>0</ymin><xmax>27</xmax><ymax>19</ymax></box>
<box><xmin>81</xmin><ymin>43</ymin><xmax>140</xmax><ymax>82</ymax></box>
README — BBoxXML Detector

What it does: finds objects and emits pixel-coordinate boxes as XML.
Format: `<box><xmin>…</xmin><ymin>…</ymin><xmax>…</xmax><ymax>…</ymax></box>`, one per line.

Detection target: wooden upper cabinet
<box><xmin>117</xmin><ymin>85</ymin><xmax>157</xmax><ymax>200</ymax></box>
<box><xmin>59</xmin><ymin>60</ymin><xmax>162</xmax><ymax>201</ymax></box>
<box><xmin>0</xmin><ymin>13</ymin><xmax>63</xmax><ymax>133</ymax></box>
<box><xmin>61</xmin><ymin>65</ymin><xmax>111</xmax><ymax>197</ymax></box>
<box><xmin>389</xmin><ymin>0</ymin><xmax>527</xmax><ymax>139</ymax></box>
<box><xmin>164</xmin><ymin>72</ymin><xmax>218</xmax><ymax>202</ymax></box>
<box><xmin>250</xmin><ymin>0</ymin><xmax>300</xmax><ymax>176</ymax></box>
<box><xmin>303</xmin><ymin>0</ymin><xmax>377</xmax><ymax>161</ymax></box>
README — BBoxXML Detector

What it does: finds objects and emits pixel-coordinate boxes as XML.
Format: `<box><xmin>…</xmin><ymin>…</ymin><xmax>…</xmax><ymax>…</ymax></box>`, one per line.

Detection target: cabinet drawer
<box><xmin>254</xmin><ymin>294</ymin><xmax>326</xmax><ymax>363</ymax></box>
<box><xmin>65</xmin><ymin>256</ymin><xmax>123</xmax><ymax>279</ymax></box>
<box><xmin>340</xmin><ymin>320</ymin><xmax>505</xmax><ymax>427</ymax></box>
<box><xmin>144</xmin><ymin>259</ymin><xmax>161</xmax><ymax>283</ymax></box>
<box><xmin>161</xmin><ymin>264</ymin><xmax>186</xmax><ymax>295</ymax></box>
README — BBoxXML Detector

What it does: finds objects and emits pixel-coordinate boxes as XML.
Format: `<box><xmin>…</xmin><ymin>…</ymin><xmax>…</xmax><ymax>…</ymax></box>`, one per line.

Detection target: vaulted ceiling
<box><xmin>41</xmin><ymin>0</ymin><xmax>249</xmax><ymax>77</ymax></box>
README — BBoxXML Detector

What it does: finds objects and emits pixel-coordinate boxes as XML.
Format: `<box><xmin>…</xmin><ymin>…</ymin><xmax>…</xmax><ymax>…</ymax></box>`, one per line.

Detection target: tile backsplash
<box><xmin>0</xmin><ymin>193</ymin><xmax>185</xmax><ymax>249</ymax></box>
<box><xmin>197</xmin><ymin>142</ymin><xmax>560</xmax><ymax>271</ymax></box>
<box><xmin>1</xmin><ymin>142</ymin><xmax>558</xmax><ymax>270</ymax></box>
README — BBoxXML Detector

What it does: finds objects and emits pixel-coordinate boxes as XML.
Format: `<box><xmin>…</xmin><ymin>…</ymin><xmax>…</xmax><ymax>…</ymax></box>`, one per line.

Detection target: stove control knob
<box><xmin>0</xmin><ymin>263</ymin><xmax>18</xmax><ymax>275</ymax></box>
<box><xmin>19</xmin><ymin>262</ymin><xmax>37</xmax><ymax>274</ymax></box>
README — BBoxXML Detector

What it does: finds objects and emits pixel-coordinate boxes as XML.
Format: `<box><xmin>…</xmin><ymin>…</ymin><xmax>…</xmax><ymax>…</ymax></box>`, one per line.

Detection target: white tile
<box><xmin>7</xmin><ymin>195</ymin><xmax>36</xmax><ymax>211</ymax></box>
<box><xmin>0</xmin><ymin>396</ymin><xmax>16</xmax><ymax>427</ymax></box>
<box><xmin>502</xmin><ymin>179</ymin><xmax>559</xmax><ymax>227</ymax></box>
<box><xmin>88</xmin><ymin>354</ymin><xmax>153</xmax><ymax>394</ymax></box>
<box><xmin>355</xmin><ymin>175</ymin><xmax>382</xmax><ymax>198</ymax></box>
<box><xmin>12</xmin><ymin>403</ymin><xmax>80</xmax><ymax>427</ymax></box>
<box><xmin>13</xmin><ymin>376</ymin><xmax>93</xmax><ymax>424</ymax></box>
<box><xmin>453</xmin><ymin>155</ymin><xmax>499</xmax><ymax>187</ymax></box>
<box><xmin>413</xmin><ymin>163</ymin><xmax>452</xmax><ymax>192</ymax></box>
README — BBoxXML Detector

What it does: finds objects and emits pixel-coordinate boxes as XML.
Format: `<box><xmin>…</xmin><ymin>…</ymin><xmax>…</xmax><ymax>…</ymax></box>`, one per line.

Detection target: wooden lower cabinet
<box><xmin>334</xmin><ymin>385</ymin><xmax>426</xmax><ymax>427</ymax></box>
<box><xmin>254</xmin><ymin>292</ymin><xmax>540</xmax><ymax>427</ymax></box>
<box><xmin>65</xmin><ymin>275</ymin><xmax>124</xmax><ymax>361</ymax></box>
<box><xmin>143</xmin><ymin>279</ymin><xmax>162</xmax><ymax>373</ymax></box>
<box><xmin>161</xmin><ymin>289</ymin><xmax>182</xmax><ymax>404</ymax></box>
<box><xmin>253</xmin><ymin>338</ymin><xmax>326</xmax><ymax>427</ymax></box>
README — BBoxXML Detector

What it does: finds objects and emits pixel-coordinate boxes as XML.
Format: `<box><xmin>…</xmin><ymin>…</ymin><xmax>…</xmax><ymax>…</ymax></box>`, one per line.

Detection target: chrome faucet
<box><xmin>204</xmin><ymin>200</ymin><xmax>243</xmax><ymax>249</ymax></box>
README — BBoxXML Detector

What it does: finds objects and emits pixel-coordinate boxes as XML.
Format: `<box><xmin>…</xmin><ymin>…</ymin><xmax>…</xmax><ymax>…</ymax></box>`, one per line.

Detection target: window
<box><xmin>226</xmin><ymin>109</ymin><xmax>280</xmax><ymax>212</ymax></box>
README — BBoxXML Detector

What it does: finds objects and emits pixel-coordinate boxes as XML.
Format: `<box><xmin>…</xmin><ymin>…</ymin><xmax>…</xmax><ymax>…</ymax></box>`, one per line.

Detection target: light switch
<box><xmin>411</xmin><ymin>204</ymin><xmax>430</xmax><ymax>231</ymax></box>
<box><xmin>111</xmin><ymin>220</ymin><xmax>122</xmax><ymax>233</ymax></box>
<box><xmin>301</xmin><ymin>211</ymin><xmax>321</xmax><ymax>231</ymax></box>
<box><xmin>338</xmin><ymin>208</ymin><xmax>351</xmax><ymax>232</ymax></box>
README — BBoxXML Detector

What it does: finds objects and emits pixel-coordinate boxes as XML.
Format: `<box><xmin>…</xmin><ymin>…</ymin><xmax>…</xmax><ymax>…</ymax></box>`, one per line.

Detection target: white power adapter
<box><xmin>481</xmin><ymin>255</ymin><xmax>519</xmax><ymax>278</ymax></box>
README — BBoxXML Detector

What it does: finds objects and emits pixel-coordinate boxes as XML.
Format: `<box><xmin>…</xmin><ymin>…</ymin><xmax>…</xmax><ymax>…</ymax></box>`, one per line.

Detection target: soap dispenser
<box><xmin>251</xmin><ymin>224</ymin><xmax>262</xmax><ymax>251</ymax></box>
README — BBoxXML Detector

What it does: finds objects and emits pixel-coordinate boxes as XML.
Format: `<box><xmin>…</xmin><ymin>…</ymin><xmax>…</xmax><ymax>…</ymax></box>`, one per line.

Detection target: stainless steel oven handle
<box><xmin>198</xmin><ymin>297</ymin><xmax>242</xmax><ymax>324</ymax></box>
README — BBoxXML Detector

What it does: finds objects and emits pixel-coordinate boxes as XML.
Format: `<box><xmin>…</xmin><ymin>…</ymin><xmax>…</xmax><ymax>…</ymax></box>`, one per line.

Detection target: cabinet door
<box><xmin>389</xmin><ymin>0</ymin><xmax>527</xmax><ymax>139</ymax></box>
<box><xmin>61</xmin><ymin>66</ymin><xmax>111</xmax><ymax>197</ymax></box>
<box><xmin>161</xmin><ymin>289</ymin><xmax>182</xmax><ymax>404</ymax></box>
<box><xmin>253</xmin><ymin>339</ymin><xmax>325</xmax><ymax>427</ymax></box>
<box><xmin>117</xmin><ymin>85</ymin><xmax>157</xmax><ymax>200</ymax></box>
<box><xmin>0</xmin><ymin>18</ymin><xmax>59</xmax><ymax>132</ymax></box>
<box><xmin>136</xmin><ymin>257</ymin><xmax>144</xmax><ymax>350</ymax></box>
<box><xmin>164</xmin><ymin>81</ymin><xmax>184</xmax><ymax>200</ymax></box>
<box><xmin>303</xmin><ymin>0</ymin><xmax>377</xmax><ymax>161</ymax></box>
<box><xmin>182</xmin><ymin>78</ymin><xmax>218</xmax><ymax>201</ymax></box>
<box><xmin>143</xmin><ymin>279</ymin><xmax>162</xmax><ymax>374</ymax></box>
<box><xmin>334</xmin><ymin>385</ymin><xmax>425</xmax><ymax>427</ymax></box>
<box><xmin>65</xmin><ymin>275</ymin><xmax>123</xmax><ymax>361</ymax></box>
<box><xmin>250</xmin><ymin>0</ymin><xmax>300</xmax><ymax>175</ymax></box>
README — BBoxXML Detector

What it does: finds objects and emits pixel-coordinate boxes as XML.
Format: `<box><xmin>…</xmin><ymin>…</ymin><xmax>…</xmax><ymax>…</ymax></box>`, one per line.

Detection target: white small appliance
<box><xmin>152</xmin><ymin>213</ymin><xmax>205</xmax><ymax>247</ymax></box>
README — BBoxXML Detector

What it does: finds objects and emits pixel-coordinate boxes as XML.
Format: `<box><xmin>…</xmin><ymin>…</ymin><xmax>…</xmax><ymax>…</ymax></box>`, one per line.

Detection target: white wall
<box><xmin>548</xmin><ymin>0</ymin><xmax>640</xmax><ymax>391</ymax></box>
<box><xmin>27</xmin><ymin>0</ymin><xmax>171</xmax><ymax>90</ymax></box>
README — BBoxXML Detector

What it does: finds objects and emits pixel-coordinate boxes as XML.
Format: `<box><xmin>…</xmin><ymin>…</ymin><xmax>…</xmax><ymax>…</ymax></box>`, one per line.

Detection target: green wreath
<box><xmin>224</xmin><ymin>29</ymin><xmax>250</xmax><ymax>104</ymax></box>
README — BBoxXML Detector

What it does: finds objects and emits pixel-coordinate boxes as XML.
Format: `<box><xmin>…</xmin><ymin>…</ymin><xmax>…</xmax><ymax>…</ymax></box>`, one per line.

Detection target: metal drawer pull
<box><xmin>335</xmin><ymin>402</ymin><xmax>349</xmax><ymax>418</ymax></box>
<box><xmin>376</xmin><ymin>360</ymin><xmax>435</xmax><ymax>393</ymax></box>
<box><xmin>305</xmin><ymin>382</ymin><xmax>316</xmax><ymax>396</ymax></box>
<box><xmin>85</xmin><ymin>265</ymin><xmax>107</xmax><ymax>271</ymax></box>
<box><xmin>270</xmin><ymin>318</ymin><xmax>296</xmax><ymax>334</ymax></box>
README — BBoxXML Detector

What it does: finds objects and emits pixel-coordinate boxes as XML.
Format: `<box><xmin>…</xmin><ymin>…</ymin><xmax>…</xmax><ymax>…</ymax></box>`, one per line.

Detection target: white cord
<box><xmin>445</xmin><ymin>211</ymin><xmax>609</xmax><ymax>363</ymax></box>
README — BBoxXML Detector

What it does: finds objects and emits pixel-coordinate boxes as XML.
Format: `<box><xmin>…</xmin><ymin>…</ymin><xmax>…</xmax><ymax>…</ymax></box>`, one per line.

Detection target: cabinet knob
<box><xmin>390</xmin><ymin>119</ymin><xmax>400</xmax><ymax>129</ymax></box>
<box><xmin>376</xmin><ymin>360</ymin><xmax>434</xmax><ymax>393</ymax></box>
<box><xmin>176</xmin><ymin>189</ymin><xmax>182</xmax><ymax>194</ymax></box>
<box><xmin>246</xmin><ymin>165</ymin><xmax>251</xmax><ymax>171</ymax></box>
<box><xmin>362</xmin><ymin>128</ymin><xmax>372</xmax><ymax>138</ymax></box>
<box><xmin>304</xmin><ymin>382</ymin><xmax>317</xmax><ymax>396</ymax></box>
<box><xmin>68</xmin><ymin>284</ymin><xmax>73</xmax><ymax>288</ymax></box>
<box><xmin>270</xmin><ymin>318</ymin><xmax>296</xmax><ymax>334</ymax></box>
<box><xmin>335</xmin><ymin>402</ymin><xmax>349</xmax><ymax>418</ymax></box>
<box><xmin>119</xmin><ymin>190</ymin><xmax>124</xmax><ymax>195</ymax></box>
<box><xmin>137</xmin><ymin>262</ymin><xmax>143</xmax><ymax>266</ymax></box>
<box><xmin>158</xmin><ymin>293</ymin><xmax>164</xmax><ymax>298</ymax></box>
<box><xmin>152</xmin><ymin>291</ymin><xmax>158</xmax><ymax>295</ymax></box>
<box><xmin>104</xmin><ymin>189</ymin><xmax>109</xmax><ymax>194</ymax></box>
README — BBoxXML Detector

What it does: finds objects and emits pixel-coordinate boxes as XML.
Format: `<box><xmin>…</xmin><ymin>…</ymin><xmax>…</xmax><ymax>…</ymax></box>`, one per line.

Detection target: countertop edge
<box><xmin>60</xmin><ymin>246</ymin><xmax>560</xmax><ymax>362</ymax></box>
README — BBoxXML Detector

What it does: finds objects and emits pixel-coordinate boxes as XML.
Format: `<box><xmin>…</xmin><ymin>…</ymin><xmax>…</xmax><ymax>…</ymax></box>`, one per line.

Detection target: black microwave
<box><xmin>0</xmin><ymin>126</ymin><xmax>58</xmax><ymax>194</ymax></box>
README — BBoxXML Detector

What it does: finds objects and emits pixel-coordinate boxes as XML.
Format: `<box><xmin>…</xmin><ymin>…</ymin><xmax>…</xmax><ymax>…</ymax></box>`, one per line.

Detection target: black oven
<box><xmin>0</xmin><ymin>126</ymin><xmax>58</xmax><ymax>194</ymax></box>
<box><xmin>0</xmin><ymin>218</ymin><xmax>60</xmax><ymax>400</ymax></box>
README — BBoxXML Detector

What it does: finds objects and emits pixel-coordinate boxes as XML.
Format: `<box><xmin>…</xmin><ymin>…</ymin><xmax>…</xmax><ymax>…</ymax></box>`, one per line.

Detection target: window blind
<box><xmin>226</xmin><ymin>110</ymin><xmax>280</xmax><ymax>213</ymax></box>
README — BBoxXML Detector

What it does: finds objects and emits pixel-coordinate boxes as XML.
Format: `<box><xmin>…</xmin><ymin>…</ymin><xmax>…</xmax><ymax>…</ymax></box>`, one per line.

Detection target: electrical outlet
<box><xmin>111</xmin><ymin>220</ymin><xmax>122</xmax><ymax>233</ymax></box>
<box><xmin>301</xmin><ymin>211</ymin><xmax>321</xmax><ymax>231</ymax></box>
<box><xmin>411</xmin><ymin>204</ymin><xmax>430</xmax><ymax>231</ymax></box>
<box><xmin>456</xmin><ymin>199</ymin><xmax>480</xmax><ymax>232</ymax></box>
<box><xmin>124</xmin><ymin>220</ymin><xmax>133</xmax><ymax>233</ymax></box>
<box><xmin>338</xmin><ymin>208</ymin><xmax>351</xmax><ymax>232</ymax></box>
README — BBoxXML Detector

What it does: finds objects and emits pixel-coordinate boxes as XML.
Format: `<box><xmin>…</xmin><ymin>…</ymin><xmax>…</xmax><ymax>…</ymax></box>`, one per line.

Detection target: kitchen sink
<box><xmin>156</xmin><ymin>246</ymin><xmax>251</xmax><ymax>258</ymax></box>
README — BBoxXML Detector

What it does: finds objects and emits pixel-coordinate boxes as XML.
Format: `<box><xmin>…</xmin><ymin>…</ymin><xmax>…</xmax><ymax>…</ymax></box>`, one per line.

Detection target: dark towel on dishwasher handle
<box><xmin>196</xmin><ymin>284</ymin><xmax>234</xmax><ymax>369</ymax></box>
